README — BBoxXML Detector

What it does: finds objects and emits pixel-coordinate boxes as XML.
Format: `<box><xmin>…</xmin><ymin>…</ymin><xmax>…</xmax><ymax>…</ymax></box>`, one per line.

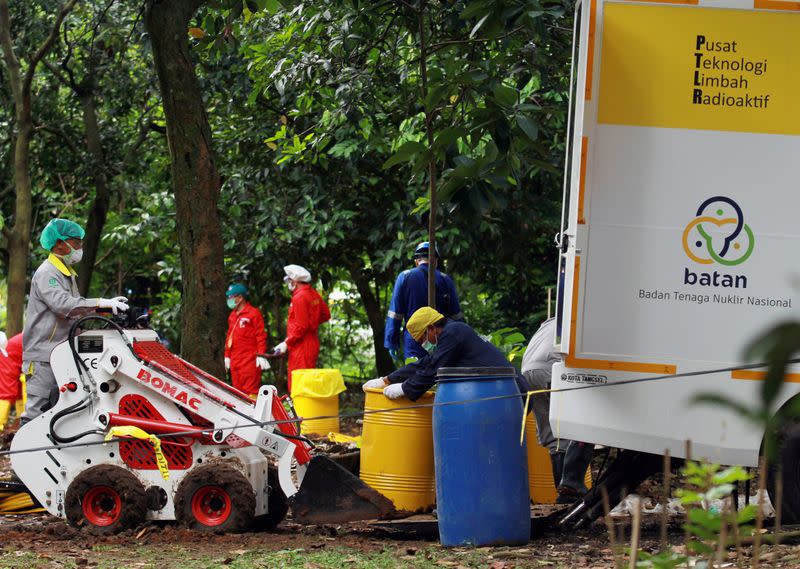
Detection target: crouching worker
<box><xmin>22</xmin><ymin>219</ymin><xmax>129</xmax><ymax>424</ymax></box>
<box><xmin>520</xmin><ymin>317</ymin><xmax>594</xmax><ymax>504</ymax></box>
<box><xmin>363</xmin><ymin>307</ymin><xmax>514</xmax><ymax>401</ymax></box>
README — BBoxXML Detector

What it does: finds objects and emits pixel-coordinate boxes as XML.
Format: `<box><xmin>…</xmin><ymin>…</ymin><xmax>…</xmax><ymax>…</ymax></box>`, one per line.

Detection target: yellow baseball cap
<box><xmin>406</xmin><ymin>307</ymin><xmax>444</xmax><ymax>342</ymax></box>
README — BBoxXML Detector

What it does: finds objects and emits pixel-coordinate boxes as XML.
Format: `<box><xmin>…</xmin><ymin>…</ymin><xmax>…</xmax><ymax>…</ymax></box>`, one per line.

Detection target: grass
<box><xmin>0</xmin><ymin>544</ymin><xmax>536</xmax><ymax>569</ymax></box>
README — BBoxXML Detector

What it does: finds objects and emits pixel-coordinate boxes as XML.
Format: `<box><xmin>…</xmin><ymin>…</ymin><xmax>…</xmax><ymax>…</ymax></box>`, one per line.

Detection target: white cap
<box><xmin>283</xmin><ymin>264</ymin><xmax>311</xmax><ymax>283</ymax></box>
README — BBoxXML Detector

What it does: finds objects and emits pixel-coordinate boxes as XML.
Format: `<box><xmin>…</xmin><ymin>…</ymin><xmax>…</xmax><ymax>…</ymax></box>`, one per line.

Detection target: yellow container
<box><xmin>360</xmin><ymin>387</ymin><xmax>435</xmax><ymax>511</ymax></box>
<box><xmin>291</xmin><ymin>369</ymin><xmax>345</xmax><ymax>435</ymax></box>
<box><xmin>526</xmin><ymin>415</ymin><xmax>592</xmax><ymax>504</ymax></box>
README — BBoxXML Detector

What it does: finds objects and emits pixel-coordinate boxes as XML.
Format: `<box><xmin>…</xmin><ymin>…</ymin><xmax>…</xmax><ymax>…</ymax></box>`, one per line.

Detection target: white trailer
<box><xmin>552</xmin><ymin>0</ymin><xmax>800</xmax><ymax>524</ymax></box>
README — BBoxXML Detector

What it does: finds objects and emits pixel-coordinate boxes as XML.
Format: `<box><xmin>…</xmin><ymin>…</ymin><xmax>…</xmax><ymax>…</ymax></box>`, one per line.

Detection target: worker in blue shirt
<box><xmin>367</xmin><ymin>307</ymin><xmax>517</xmax><ymax>401</ymax></box>
<box><xmin>384</xmin><ymin>242</ymin><xmax>463</xmax><ymax>362</ymax></box>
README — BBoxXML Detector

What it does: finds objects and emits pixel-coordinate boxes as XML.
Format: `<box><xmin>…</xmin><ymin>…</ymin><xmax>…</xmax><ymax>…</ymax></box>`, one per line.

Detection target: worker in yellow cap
<box><xmin>363</xmin><ymin>307</ymin><xmax>512</xmax><ymax>400</ymax></box>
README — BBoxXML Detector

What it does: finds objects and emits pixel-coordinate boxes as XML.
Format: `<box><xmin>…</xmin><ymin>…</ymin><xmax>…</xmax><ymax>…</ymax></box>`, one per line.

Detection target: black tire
<box><xmin>767</xmin><ymin>422</ymin><xmax>800</xmax><ymax>524</ymax></box>
<box><xmin>175</xmin><ymin>463</ymin><xmax>255</xmax><ymax>532</ymax></box>
<box><xmin>65</xmin><ymin>465</ymin><xmax>147</xmax><ymax>535</ymax></box>
<box><xmin>255</xmin><ymin>467</ymin><xmax>288</xmax><ymax>531</ymax></box>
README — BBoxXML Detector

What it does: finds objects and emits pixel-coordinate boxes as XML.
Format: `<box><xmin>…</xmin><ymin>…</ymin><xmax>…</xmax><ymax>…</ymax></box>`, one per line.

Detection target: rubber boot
<box><xmin>556</xmin><ymin>441</ymin><xmax>594</xmax><ymax>504</ymax></box>
<box><xmin>549</xmin><ymin>450</ymin><xmax>565</xmax><ymax>490</ymax></box>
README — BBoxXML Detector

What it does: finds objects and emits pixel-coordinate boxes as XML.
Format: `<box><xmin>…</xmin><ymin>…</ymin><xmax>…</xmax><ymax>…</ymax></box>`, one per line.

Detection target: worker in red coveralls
<box><xmin>224</xmin><ymin>284</ymin><xmax>270</xmax><ymax>398</ymax></box>
<box><xmin>0</xmin><ymin>332</ymin><xmax>24</xmax><ymax>429</ymax></box>
<box><xmin>271</xmin><ymin>265</ymin><xmax>331</xmax><ymax>390</ymax></box>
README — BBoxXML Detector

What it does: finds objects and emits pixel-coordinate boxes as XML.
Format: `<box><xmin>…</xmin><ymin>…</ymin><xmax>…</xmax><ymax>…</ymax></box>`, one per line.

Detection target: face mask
<box><xmin>422</xmin><ymin>329</ymin><xmax>437</xmax><ymax>353</ymax></box>
<box><xmin>287</xmin><ymin>281</ymin><xmax>297</xmax><ymax>291</ymax></box>
<box><xmin>62</xmin><ymin>244</ymin><xmax>83</xmax><ymax>265</ymax></box>
<box><xmin>226</xmin><ymin>298</ymin><xmax>237</xmax><ymax>309</ymax></box>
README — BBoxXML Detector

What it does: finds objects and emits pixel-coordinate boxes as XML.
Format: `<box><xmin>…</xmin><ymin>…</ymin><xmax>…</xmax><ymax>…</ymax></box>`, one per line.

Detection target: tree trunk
<box><xmin>5</xmin><ymin>119</ymin><xmax>33</xmax><ymax>336</ymax></box>
<box><xmin>144</xmin><ymin>0</ymin><xmax>226</xmax><ymax>376</ymax></box>
<box><xmin>77</xmin><ymin>93</ymin><xmax>110</xmax><ymax>296</ymax></box>
<box><xmin>0</xmin><ymin>0</ymin><xmax>78</xmax><ymax>334</ymax></box>
<box><xmin>348</xmin><ymin>263</ymin><xmax>395</xmax><ymax>377</ymax></box>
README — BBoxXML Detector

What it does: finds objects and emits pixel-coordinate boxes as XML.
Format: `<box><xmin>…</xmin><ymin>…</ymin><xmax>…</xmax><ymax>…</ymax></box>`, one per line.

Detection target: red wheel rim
<box><xmin>191</xmin><ymin>485</ymin><xmax>232</xmax><ymax>526</ymax></box>
<box><xmin>82</xmin><ymin>486</ymin><xmax>122</xmax><ymax>527</ymax></box>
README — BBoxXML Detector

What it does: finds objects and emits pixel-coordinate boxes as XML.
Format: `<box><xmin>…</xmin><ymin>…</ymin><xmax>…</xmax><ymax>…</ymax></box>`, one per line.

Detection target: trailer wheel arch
<box><xmin>761</xmin><ymin>397</ymin><xmax>800</xmax><ymax>524</ymax></box>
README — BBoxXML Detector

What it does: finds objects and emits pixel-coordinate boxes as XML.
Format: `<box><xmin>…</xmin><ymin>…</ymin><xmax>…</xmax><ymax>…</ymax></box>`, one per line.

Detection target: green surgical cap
<box><xmin>40</xmin><ymin>219</ymin><xmax>85</xmax><ymax>251</ymax></box>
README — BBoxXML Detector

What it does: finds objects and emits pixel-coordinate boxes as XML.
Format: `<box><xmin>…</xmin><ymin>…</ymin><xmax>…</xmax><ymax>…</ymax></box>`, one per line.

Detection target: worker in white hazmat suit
<box><xmin>520</xmin><ymin>317</ymin><xmax>594</xmax><ymax>504</ymax></box>
<box><xmin>21</xmin><ymin>219</ymin><xmax>129</xmax><ymax>423</ymax></box>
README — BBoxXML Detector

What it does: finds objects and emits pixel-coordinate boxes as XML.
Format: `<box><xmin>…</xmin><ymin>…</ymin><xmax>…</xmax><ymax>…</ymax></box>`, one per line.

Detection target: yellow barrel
<box><xmin>291</xmin><ymin>369</ymin><xmax>345</xmax><ymax>435</ymax></box>
<box><xmin>525</xmin><ymin>415</ymin><xmax>592</xmax><ymax>504</ymax></box>
<box><xmin>360</xmin><ymin>387</ymin><xmax>435</xmax><ymax>511</ymax></box>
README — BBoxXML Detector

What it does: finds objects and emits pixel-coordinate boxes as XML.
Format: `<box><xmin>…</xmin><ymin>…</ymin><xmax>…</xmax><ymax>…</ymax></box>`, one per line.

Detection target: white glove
<box><xmin>362</xmin><ymin>377</ymin><xmax>388</xmax><ymax>392</ymax></box>
<box><xmin>383</xmin><ymin>382</ymin><xmax>406</xmax><ymax>400</ymax></box>
<box><xmin>273</xmin><ymin>341</ymin><xmax>287</xmax><ymax>355</ymax></box>
<box><xmin>98</xmin><ymin>296</ymin><xmax>129</xmax><ymax>315</ymax></box>
<box><xmin>0</xmin><ymin>331</ymin><xmax>7</xmax><ymax>357</ymax></box>
<box><xmin>224</xmin><ymin>357</ymin><xmax>231</xmax><ymax>370</ymax></box>
<box><xmin>256</xmin><ymin>356</ymin><xmax>270</xmax><ymax>370</ymax></box>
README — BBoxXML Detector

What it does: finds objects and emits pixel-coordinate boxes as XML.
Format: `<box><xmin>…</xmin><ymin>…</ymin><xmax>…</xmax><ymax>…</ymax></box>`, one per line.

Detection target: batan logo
<box><xmin>682</xmin><ymin>196</ymin><xmax>755</xmax><ymax>266</ymax></box>
<box><xmin>136</xmin><ymin>368</ymin><xmax>201</xmax><ymax>410</ymax></box>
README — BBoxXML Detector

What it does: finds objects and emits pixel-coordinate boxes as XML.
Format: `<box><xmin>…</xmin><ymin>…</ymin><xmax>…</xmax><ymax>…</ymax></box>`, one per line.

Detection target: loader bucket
<box><xmin>290</xmin><ymin>455</ymin><xmax>395</xmax><ymax>524</ymax></box>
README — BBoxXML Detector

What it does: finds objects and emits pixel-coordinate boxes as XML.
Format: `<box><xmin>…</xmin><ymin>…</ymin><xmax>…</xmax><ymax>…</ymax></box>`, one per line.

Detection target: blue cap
<box><xmin>413</xmin><ymin>241</ymin><xmax>440</xmax><ymax>259</ymax></box>
<box><xmin>226</xmin><ymin>283</ymin><xmax>248</xmax><ymax>298</ymax></box>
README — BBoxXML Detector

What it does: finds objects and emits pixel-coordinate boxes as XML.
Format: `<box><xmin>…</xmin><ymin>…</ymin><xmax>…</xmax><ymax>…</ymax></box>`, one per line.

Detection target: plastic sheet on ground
<box><xmin>610</xmin><ymin>491</ymin><xmax>775</xmax><ymax>518</ymax></box>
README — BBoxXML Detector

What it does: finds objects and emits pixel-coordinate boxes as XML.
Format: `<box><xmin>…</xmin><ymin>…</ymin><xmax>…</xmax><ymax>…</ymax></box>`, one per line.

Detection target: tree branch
<box><xmin>429</xmin><ymin>25</ymin><xmax>526</xmax><ymax>52</ymax></box>
<box><xmin>35</xmin><ymin>123</ymin><xmax>81</xmax><ymax>155</ymax></box>
<box><xmin>42</xmin><ymin>58</ymin><xmax>75</xmax><ymax>89</ymax></box>
<box><xmin>23</xmin><ymin>0</ymin><xmax>79</xmax><ymax>95</ymax></box>
<box><xmin>0</xmin><ymin>0</ymin><xmax>21</xmax><ymax>101</ymax></box>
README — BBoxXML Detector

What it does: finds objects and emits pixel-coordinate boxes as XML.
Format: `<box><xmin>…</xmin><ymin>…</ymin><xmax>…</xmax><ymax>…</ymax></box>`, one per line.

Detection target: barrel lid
<box><xmin>437</xmin><ymin>366</ymin><xmax>516</xmax><ymax>378</ymax></box>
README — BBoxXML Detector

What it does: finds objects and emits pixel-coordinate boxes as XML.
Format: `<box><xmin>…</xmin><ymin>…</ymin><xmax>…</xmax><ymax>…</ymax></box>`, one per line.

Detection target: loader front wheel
<box><xmin>65</xmin><ymin>465</ymin><xmax>147</xmax><ymax>535</ymax></box>
<box><xmin>176</xmin><ymin>464</ymin><xmax>254</xmax><ymax>532</ymax></box>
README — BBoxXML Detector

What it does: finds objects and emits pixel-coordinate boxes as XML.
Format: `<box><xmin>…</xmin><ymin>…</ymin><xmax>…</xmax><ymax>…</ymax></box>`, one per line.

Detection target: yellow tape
<box><xmin>519</xmin><ymin>389</ymin><xmax>550</xmax><ymax>446</ymax></box>
<box><xmin>327</xmin><ymin>432</ymin><xmax>362</xmax><ymax>447</ymax></box>
<box><xmin>106</xmin><ymin>426</ymin><xmax>170</xmax><ymax>480</ymax></box>
<box><xmin>520</xmin><ymin>392</ymin><xmax>532</xmax><ymax>446</ymax></box>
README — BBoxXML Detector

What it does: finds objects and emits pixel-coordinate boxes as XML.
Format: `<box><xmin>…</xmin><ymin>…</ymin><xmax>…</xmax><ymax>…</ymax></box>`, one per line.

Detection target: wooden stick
<box><xmin>731</xmin><ymin>498</ymin><xmax>744</xmax><ymax>569</ymax></box>
<box><xmin>752</xmin><ymin>457</ymin><xmax>767</xmax><ymax>569</ymax></box>
<box><xmin>716</xmin><ymin>496</ymin><xmax>730</xmax><ymax>567</ymax></box>
<box><xmin>629</xmin><ymin>497</ymin><xmax>641</xmax><ymax>569</ymax></box>
<box><xmin>660</xmin><ymin>449</ymin><xmax>671</xmax><ymax>551</ymax></box>
<box><xmin>601</xmin><ymin>486</ymin><xmax>623</xmax><ymax>569</ymax></box>
<box><xmin>775</xmin><ymin>463</ymin><xmax>783</xmax><ymax>547</ymax></box>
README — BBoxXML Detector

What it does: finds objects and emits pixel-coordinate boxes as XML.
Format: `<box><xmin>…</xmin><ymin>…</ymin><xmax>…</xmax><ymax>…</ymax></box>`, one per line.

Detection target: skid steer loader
<box><xmin>10</xmin><ymin>315</ymin><xmax>393</xmax><ymax>534</ymax></box>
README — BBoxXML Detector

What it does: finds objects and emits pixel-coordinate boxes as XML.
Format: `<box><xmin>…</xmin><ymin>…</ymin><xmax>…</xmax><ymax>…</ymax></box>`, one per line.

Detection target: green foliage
<box><xmin>1</xmin><ymin>0</ymin><xmax>573</xmax><ymax>375</ymax></box>
<box><xmin>634</xmin><ymin>461</ymin><xmax>755</xmax><ymax>568</ymax></box>
<box><xmin>487</xmin><ymin>326</ymin><xmax>526</xmax><ymax>369</ymax></box>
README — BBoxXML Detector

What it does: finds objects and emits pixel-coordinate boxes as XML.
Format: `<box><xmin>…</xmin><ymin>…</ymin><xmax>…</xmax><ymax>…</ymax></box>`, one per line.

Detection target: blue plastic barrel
<box><xmin>433</xmin><ymin>367</ymin><xmax>530</xmax><ymax>546</ymax></box>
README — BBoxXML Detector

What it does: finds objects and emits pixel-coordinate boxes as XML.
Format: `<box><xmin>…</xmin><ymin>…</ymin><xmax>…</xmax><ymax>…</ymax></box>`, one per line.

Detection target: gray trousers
<box><xmin>521</xmin><ymin>368</ymin><xmax>574</xmax><ymax>453</ymax></box>
<box><xmin>21</xmin><ymin>361</ymin><xmax>59</xmax><ymax>423</ymax></box>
